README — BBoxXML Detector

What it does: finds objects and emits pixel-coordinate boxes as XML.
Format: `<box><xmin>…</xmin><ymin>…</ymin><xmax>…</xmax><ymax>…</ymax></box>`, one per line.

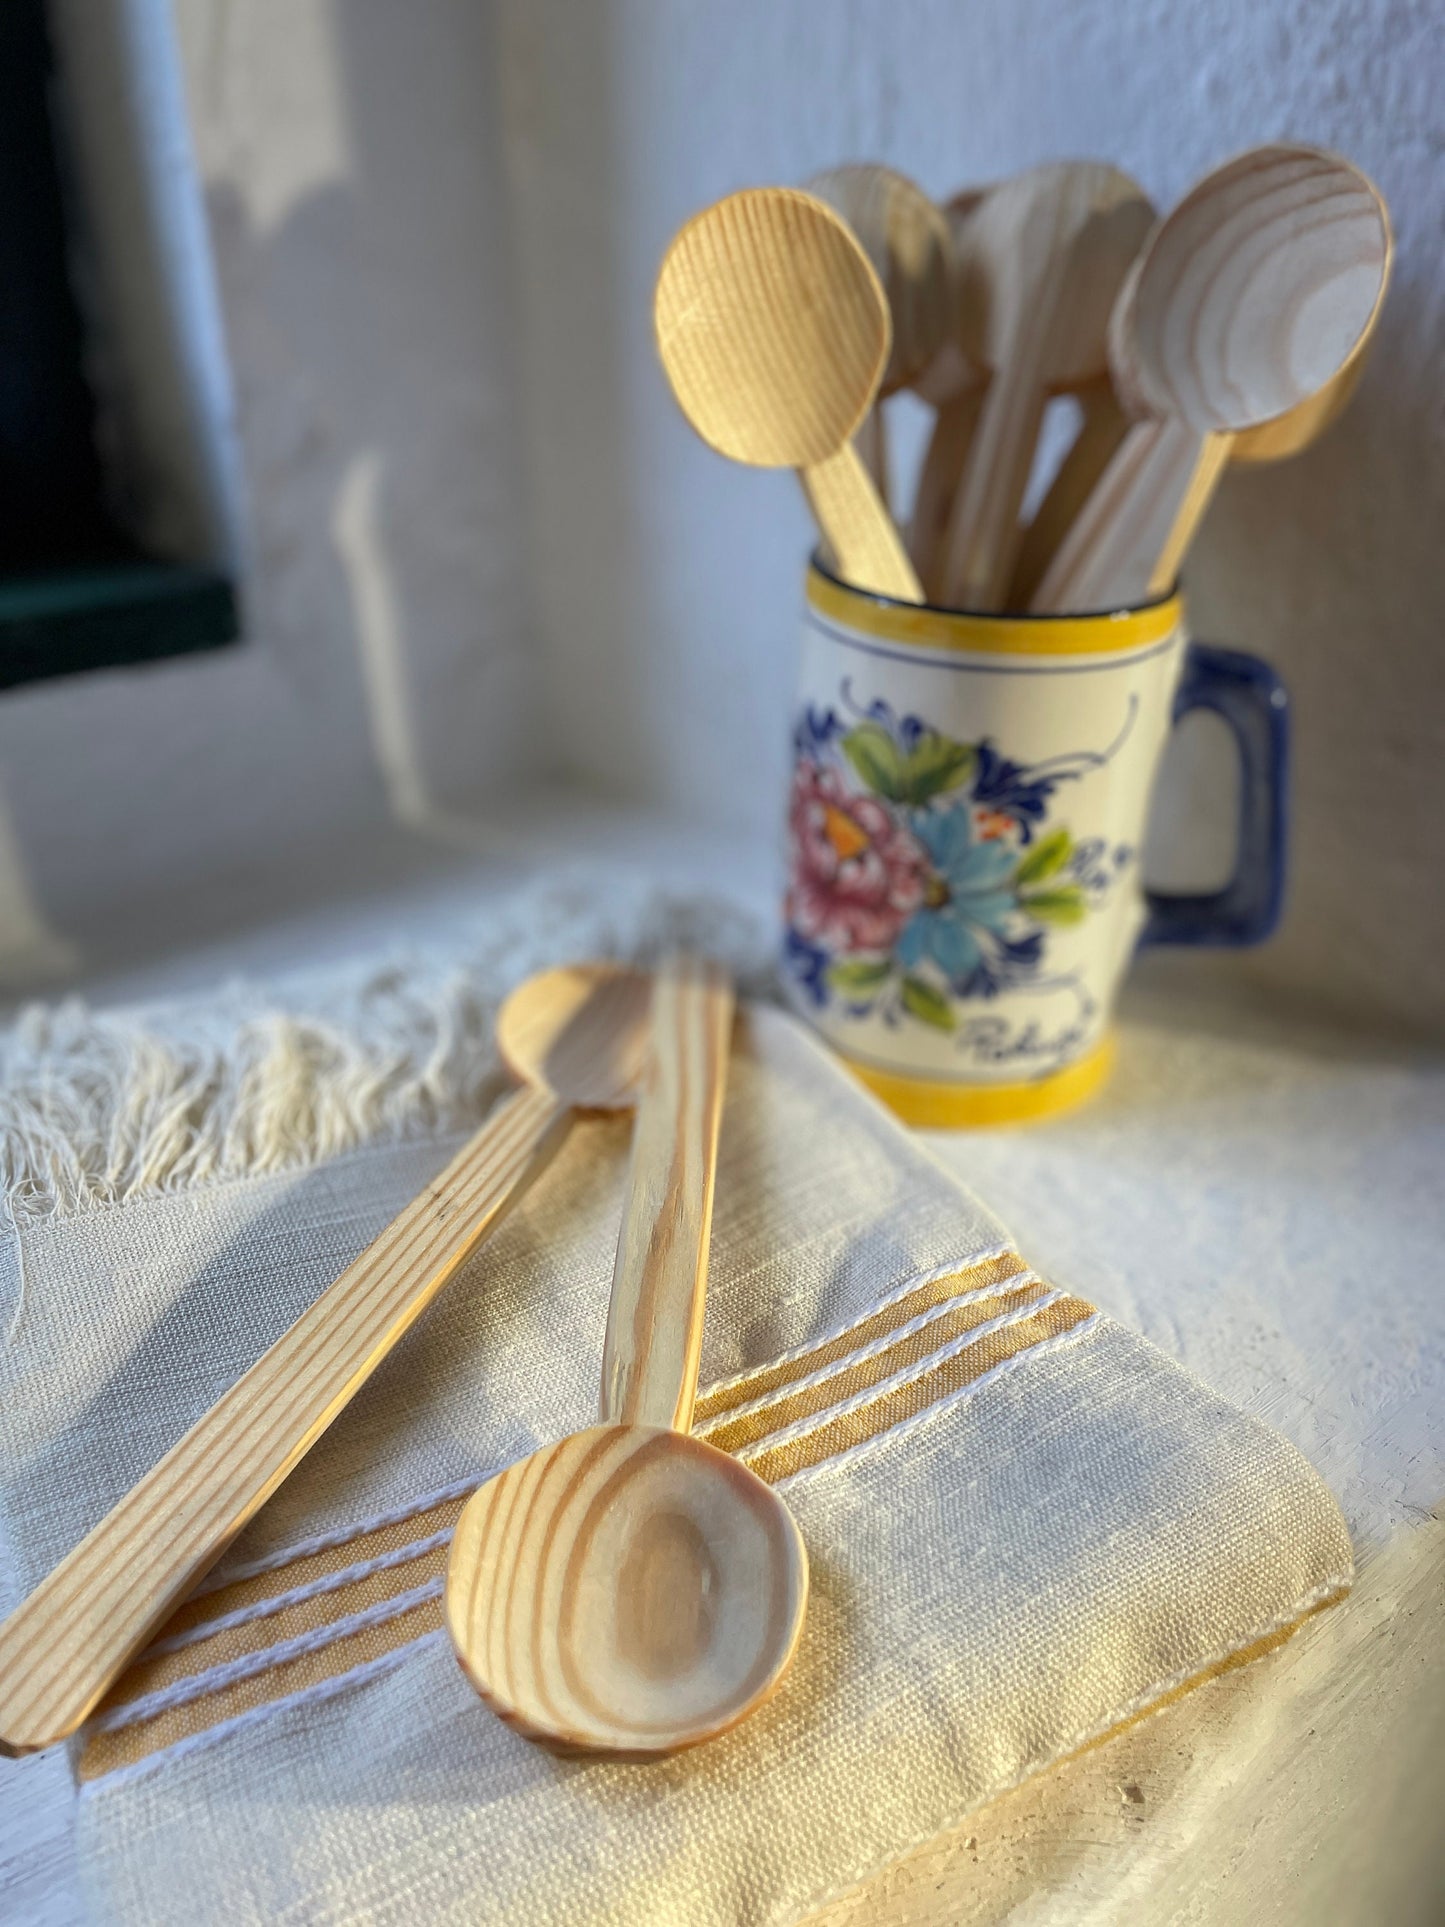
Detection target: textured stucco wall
<box><xmin>1</xmin><ymin>0</ymin><xmax>1438</xmax><ymax>1033</ymax></box>
<box><xmin>498</xmin><ymin>0</ymin><xmax>1445</xmax><ymax>1035</ymax></box>
<box><xmin>0</xmin><ymin>0</ymin><xmax>537</xmax><ymax>970</ymax></box>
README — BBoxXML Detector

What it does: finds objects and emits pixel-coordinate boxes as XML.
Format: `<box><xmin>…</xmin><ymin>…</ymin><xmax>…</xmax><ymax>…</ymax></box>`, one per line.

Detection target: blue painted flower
<box><xmin>782</xmin><ymin>924</ymin><xmax>831</xmax><ymax>1007</ymax></box>
<box><xmin>897</xmin><ymin>808</ymin><xmax>1019</xmax><ymax>984</ymax></box>
<box><xmin>792</xmin><ymin>704</ymin><xmax>844</xmax><ymax>759</ymax></box>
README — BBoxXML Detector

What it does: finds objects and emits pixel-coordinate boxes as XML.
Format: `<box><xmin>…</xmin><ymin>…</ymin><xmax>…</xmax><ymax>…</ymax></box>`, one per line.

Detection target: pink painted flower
<box><xmin>787</xmin><ymin>762</ymin><xmax>928</xmax><ymax>951</ymax></box>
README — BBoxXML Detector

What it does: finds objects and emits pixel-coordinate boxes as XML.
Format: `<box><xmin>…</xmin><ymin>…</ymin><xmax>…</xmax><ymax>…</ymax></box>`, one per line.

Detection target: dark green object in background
<box><xmin>0</xmin><ymin>565</ymin><xmax>237</xmax><ymax>691</ymax></box>
<box><xmin>0</xmin><ymin>0</ymin><xmax>239</xmax><ymax>690</ymax></box>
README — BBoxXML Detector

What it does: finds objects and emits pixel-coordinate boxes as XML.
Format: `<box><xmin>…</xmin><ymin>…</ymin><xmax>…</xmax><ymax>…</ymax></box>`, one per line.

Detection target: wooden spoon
<box><xmin>935</xmin><ymin>161</ymin><xmax>1156</xmax><ymax>609</ymax></box>
<box><xmin>804</xmin><ymin>164</ymin><xmax>953</xmax><ymax>510</ymax></box>
<box><xmin>654</xmin><ymin>186</ymin><xmax>924</xmax><ymax>602</ymax></box>
<box><xmin>1015</xmin><ymin>267</ymin><xmax>1379</xmax><ymax>605</ymax></box>
<box><xmin>446</xmin><ymin>957</ymin><xmax>808</xmax><ymax>1756</ymax></box>
<box><xmin>1008</xmin><ymin>375</ymin><xmax>1137</xmax><ymax>609</ymax></box>
<box><xmin>0</xmin><ymin>962</ymin><xmax>651</xmax><ymax>1757</ymax></box>
<box><xmin>908</xmin><ymin>187</ymin><xmax>990</xmax><ymax>593</ymax></box>
<box><xmin>1030</xmin><ymin>145</ymin><xmax>1391</xmax><ymax>612</ymax></box>
<box><xmin>1229</xmin><ymin>344</ymin><xmax>1372</xmax><ymax>463</ymax></box>
<box><xmin>1012</xmin><ymin>343</ymin><xmax>1371</xmax><ymax>608</ymax></box>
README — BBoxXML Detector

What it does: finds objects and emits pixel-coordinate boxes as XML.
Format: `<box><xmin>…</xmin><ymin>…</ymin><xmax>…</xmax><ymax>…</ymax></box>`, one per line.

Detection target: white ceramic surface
<box><xmin>781</xmin><ymin>566</ymin><xmax>1193</xmax><ymax>1111</ymax></box>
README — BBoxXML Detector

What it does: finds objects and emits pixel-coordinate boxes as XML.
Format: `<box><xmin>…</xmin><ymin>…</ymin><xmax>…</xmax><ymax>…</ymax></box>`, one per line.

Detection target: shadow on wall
<box><xmin>198</xmin><ymin>0</ymin><xmax>533</xmax><ymax>824</ymax></box>
<box><xmin>201</xmin><ymin>174</ymin><xmax>434</xmax><ymax>824</ymax></box>
<box><xmin>0</xmin><ymin>0</ymin><xmax>539</xmax><ymax>995</ymax></box>
<box><xmin>1188</xmin><ymin>281</ymin><xmax>1445</xmax><ymax>1036</ymax></box>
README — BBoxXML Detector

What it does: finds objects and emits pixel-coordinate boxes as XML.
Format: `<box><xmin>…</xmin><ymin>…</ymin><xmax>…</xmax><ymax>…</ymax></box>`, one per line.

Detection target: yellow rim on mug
<box><xmin>806</xmin><ymin>566</ymin><xmax>1182</xmax><ymax>657</ymax></box>
<box><xmin>841</xmin><ymin>1037</ymin><xmax>1116</xmax><ymax>1129</ymax></box>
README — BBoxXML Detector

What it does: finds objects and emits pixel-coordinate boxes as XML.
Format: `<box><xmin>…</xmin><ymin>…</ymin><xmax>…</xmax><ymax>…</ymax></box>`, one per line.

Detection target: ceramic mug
<box><xmin>780</xmin><ymin>560</ymin><xmax>1287</xmax><ymax>1126</ymax></box>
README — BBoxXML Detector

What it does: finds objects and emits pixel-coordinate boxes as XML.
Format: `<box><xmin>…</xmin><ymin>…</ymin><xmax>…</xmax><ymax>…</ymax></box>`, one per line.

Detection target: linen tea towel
<box><xmin>0</xmin><ymin>1002</ymin><xmax>1352</xmax><ymax>1925</ymax></box>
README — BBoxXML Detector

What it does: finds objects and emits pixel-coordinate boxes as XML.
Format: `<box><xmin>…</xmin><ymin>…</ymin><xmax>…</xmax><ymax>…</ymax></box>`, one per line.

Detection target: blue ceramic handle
<box><xmin>1140</xmin><ymin>642</ymin><xmax>1289</xmax><ymax>948</ymax></box>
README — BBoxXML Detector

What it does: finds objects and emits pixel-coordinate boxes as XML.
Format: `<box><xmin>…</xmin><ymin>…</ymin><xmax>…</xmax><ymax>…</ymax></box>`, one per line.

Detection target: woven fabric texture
<box><xmin>0</xmin><ymin>1005</ymin><xmax>1352</xmax><ymax>1926</ymax></box>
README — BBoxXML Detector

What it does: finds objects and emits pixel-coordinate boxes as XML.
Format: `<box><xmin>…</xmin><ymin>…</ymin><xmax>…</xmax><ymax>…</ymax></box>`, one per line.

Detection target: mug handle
<box><xmin>1140</xmin><ymin>642</ymin><xmax>1289</xmax><ymax>948</ymax></box>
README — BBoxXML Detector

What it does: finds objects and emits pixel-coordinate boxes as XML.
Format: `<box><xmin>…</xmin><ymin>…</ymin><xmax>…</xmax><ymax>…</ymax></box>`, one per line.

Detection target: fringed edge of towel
<box><xmin>0</xmin><ymin>872</ymin><xmax>773</xmax><ymax>1227</ymax></box>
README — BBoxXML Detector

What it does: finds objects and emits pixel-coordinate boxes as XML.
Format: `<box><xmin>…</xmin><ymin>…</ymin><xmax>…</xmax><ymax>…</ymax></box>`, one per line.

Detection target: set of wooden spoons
<box><xmin>0</xmin><ymin>957</ymin><xmax>803</xmax><ymax>1763</ymax></box>
<box><xmin>654</xmin><ymin>144</ymin><xmax>1391</xmax><ymax>613</ymax></box>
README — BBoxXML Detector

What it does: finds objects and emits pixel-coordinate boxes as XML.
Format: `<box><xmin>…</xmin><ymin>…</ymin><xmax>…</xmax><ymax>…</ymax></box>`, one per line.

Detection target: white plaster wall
<box><xmin>0</xmin><ymin>0</ymin><xmax>538</xmax><ymax>970</ymax></box>
<box><xmin>498</xmin><ymin>0</ymin><xmax>1445</xmax><ymax>1036</ymax></box>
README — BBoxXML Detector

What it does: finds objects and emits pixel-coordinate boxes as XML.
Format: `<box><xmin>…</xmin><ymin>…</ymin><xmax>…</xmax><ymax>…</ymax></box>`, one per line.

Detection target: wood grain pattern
<box><xmin>908</xmin><ymin>188</ymin><xmax>988</xmax><ymax>593</ymax></box>
<box><xmin>1031</xmin><ymin>145</ymin><xmax>1390</xmax><ymax>610</ymax></box>
<box><xmin>800</xmin><ymin>442</ymin><xmax>924</xmax><ymax>601</ymax></box>
<box><xmin>446</xmin><ymin>956</ymin><xmax>810</xmax><ymax>1756</ymax></box>
<box><xmin>1013</xmin><ymin>339</ymin><xmax>1372</xmax><ymax>608</ymax></box>
<box><xmin>445</xmin><ymin>1423</ymin><xmax>806</xmax><ymax>1756</ymax></box>
<box><xmin>600</xmin><ymin>957</ymin><xmax>731</xmax><ymax>1432</ymax></box>
<box><xmin>0</xmin><ymin>963</ymin><xmax>652</xmax><ymax>1757</ymax></box>
<box><xmin>937</xmin><ymin>163</ymin><xmax>1153</xmax><ymax>609</ymax></box>
<box><xmin>909</xmin><ymin>378</ymin><xmax>987</xmax><ymax>594</ymax></box>
<box><xmin>1007</xmin><ymin>375</ymin><xmax>1133</xmax><ymax>610</ymax></box>
<box><xmin>805</xmin><ymin>164</ymin><xmax>953</xmax><ymax>399</ymax></box>
<box><xmin>1124</xmin><ymin>146</ymin><xmax>1389</xmax><ymax>434</ymax></box>
<box><xmin>654</xmin><ymin>186</ymin><xmax>923</xmax><ymax>601</ymax></box>
<box><xmin>1230</xmin><ymin>348</ymin><xmax>1369</xmax><ymax>463</ymax></box>
<box><xmin>496</xmin><ymin>961</ymin><xmax>652</xmax><ymax>1110</ymax></box>
<box><xmin>806</xmin><ymin>164</ymin><xmax>953</xmax><ymax>509</ymax></box>
<box><xmin>1027</xmin><ymin>413</ymin><xmax>1227</xmax><ymax>612</ymax></box>
<box><xmin>853</xmin><ymin>402</ymin><xmax>892</xmax><ymax>511</ymax></box>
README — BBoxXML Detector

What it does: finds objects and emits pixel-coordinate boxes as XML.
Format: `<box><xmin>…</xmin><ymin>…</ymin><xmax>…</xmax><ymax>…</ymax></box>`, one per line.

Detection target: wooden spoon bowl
<box><xmin>805</xmin><ymin>163</ymin><xmax>953</xmax><ymax>399</ymax></box>
<box><xmin>497</xmin><ymin>962</ymin><xmax>652</xmax><ymax>1111</ymax></box>
<box><xmin>1124</xmin><ymin>143</ymin><xmax>1391</xmax><ymax>435</ymax></box>
<box><xmin>1030</xmin><ymin>144</ymin><xmax>1390</xmax><ymax>610</ymax></box>
<box><xmin>654</xmin><ymin>186</ymin><xmax>923</xmax><ymax>600</ymax></box>
<box><xmin>447</xmin><ymin>1424</ymin><xmax>806</xmax><ymax>1755</ymax></box>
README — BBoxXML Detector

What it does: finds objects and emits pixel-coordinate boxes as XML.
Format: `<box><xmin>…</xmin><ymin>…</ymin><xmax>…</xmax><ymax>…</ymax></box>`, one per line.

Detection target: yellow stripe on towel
<box><xmin>739</xmin><ymin>1295</ymin><xmax>1097</xmax><ymax>1485</ymax></box>
<box><xmin>692</xmin><ymin>1250</ymin><xmax>1034</xmax><ymax>1425</ymax></box>
<box><xmin>78</xmin><ymin>1263</ymin><xmax>1089</xmax><ymax>1784</ymax></box>
<box><xmin>697</xmin><ymin>1281</ymin><xmax>1052</xmax><ymax>1454</ymax></box>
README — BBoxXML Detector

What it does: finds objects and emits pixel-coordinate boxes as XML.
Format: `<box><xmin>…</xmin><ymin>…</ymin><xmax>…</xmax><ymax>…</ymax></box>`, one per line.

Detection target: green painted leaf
<box><xmin>840</xmin><ymin>723</ymin><xmax>906</xmax><ymax>800</ymax></box>
<box><xmin>1020</xmin><ymin>886</ymin><xmax>1088</xmax><ymax>926</ymax></box>
<box><xmin>900</xmin><ymin>974</ymin><xmax>956</xmax><ymax>1030</ymax></box>
<box><xmin>826</xmin><ymin>956</ymin><xmax>893</xmax><ymax>999</ymax></box>
<box><xmin>1014</xmin><ymin>827</ymin><xmax>1073</xmax><ymax>886</ymax></box>
<box><xmin>899</xmin><ymin>732</ymin><xmax>975</xmax><ymax>804</ymax></box>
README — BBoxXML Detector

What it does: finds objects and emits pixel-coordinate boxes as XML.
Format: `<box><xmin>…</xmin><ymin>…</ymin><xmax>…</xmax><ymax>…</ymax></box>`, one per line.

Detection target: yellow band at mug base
<box><xmin>841</xmin><ymin>1038</ymin><xmax>1116</xmax><ymax>1129</ymax></box>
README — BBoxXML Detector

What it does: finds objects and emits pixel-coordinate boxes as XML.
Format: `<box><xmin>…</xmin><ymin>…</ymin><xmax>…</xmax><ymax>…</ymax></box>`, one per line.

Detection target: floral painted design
<box><xmin>789</xmin><ymin>762</ymin><xmax>928</xmax><ymax>951</ymax></box>
<box><xmin>784</xmin><ymin>685</ymin><xmax>1133</xmax><ymax>1033</ymax></box>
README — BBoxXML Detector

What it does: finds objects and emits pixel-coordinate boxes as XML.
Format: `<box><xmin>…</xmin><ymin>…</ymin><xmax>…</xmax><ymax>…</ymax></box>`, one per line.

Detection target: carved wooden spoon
<box><xmin>908</xmin><ymin>187</ymin><xmax>989</xmax><ymax>593</ymax></box>
<box><xmin>935</xmin><ymin>161</ymin><xmax>1156</xmax><ymax>609</ymax></box>
<box><xmin>0</xmin><ymin>962</ymin><xmax>651</xmax><ymax>1757</ymax></box>
<box><xmin>654</xmin><ymin>186</ymin><xmax>924</xmax><ymax>601</ymax></box>
<box><xmin>805</xmin><ymin>163</ymin><xmax>953</xmax><ymax>509</ymax></box>
<box><xmin>446</xmin><ymin>957</ymin><xmax>808</xmax><ymax>1756</ymax></box>
<box><xmin>1016</xmin><ymin>242</ymin><xmax>1384</xmax><ymax>604</ymax></box>
<box><xmin>1030</xmin><ymin>145</ymin><xmax>1391</xmax><ymax>611</ymax></box>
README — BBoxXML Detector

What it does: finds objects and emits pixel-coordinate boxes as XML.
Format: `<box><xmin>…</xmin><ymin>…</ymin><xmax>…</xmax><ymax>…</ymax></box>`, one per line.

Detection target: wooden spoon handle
<box><xmin>938</xmin><ymin>338</ymin><xmax>1051</xmax><ymax>609</ymax></box>
<box><xmin>799</xmin><ymin>442</ymin><xmax>924</xmax><ymax>602</ymax></box>
<box><xmin>600</xmin><ymin>958</ymin><xmax>733</xmax><ymax>1432</ymax></box>
<box><xmin>854</xmin><ymin>403</ymin><xmax>891</xmax><ymax>513</ymax></box>
<box><xmin>1028</xmin><ymin>414</ymin><xmax>1229</xmax><ymax>612</ymax></box>
<box><xmin>909</xmin><ymin>383</ymin><xmax>987</xmax><ymax>598</ymax></box>
<box><xmin>1145</xmin><ymin>429</ymin><xmax>1232</xmax><ymax>595</ymax></box>
<box><xmin>1007</xmin><ymin>376</ymin><xmax>1131</xmax><ymax>609</ymax></box>
<box><xmin>0</xmin><ymin>1081</ymin><xmax>569</xmax><ymax>1756</ymax></box>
